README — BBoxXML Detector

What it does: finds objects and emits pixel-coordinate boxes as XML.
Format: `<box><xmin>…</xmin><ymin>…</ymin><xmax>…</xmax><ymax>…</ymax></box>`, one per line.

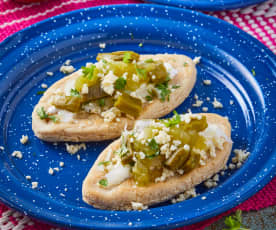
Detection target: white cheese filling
<box><xmin>105</xmin><ymin>162</ymin><xmax>130</xmax><ymax>186</ymax></box>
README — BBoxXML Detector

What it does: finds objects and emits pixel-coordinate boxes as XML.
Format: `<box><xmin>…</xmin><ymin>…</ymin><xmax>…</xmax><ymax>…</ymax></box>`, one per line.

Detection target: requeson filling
<box><xmin>36</xmin><ymin>51</ymin><xmax>180</xmax><ymax>123</ymax></box>
<box><xmin>97</xmin><ymin>112</ymin><xmax>231</xmax><ymax>187</ymax></box>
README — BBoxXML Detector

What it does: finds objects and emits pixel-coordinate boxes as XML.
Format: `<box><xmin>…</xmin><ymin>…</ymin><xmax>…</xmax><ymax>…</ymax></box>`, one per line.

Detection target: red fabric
<box><xmin>0</xmin><ymin>0</ymin><xmax>275</xmax><ymax>229</ymax></box>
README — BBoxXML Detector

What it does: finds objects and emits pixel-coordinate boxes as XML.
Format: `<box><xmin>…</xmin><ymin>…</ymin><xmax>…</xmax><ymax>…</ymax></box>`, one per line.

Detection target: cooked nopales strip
<box><xmin>32</xmin><ymin>51</ymin><xmax>197</xmax><ymax>142</ymax></box>
<box><xmin>82</xmin><ymin>112</ymin><xmax>233</xmax><ymax>210</ymax></box>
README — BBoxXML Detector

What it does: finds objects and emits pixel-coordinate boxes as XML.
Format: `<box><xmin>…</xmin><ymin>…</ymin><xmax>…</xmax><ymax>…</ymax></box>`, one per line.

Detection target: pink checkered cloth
<box><xmin>0</xmin><ymin>0</ymin><xmax>275</xmax><ymax>229</ymax></box>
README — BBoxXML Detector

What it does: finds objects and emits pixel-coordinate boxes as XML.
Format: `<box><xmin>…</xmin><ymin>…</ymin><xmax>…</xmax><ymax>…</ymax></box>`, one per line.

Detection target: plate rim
<box><xmin>0</xmin><ymin>3</ymin><xmax>276</xmax><ymax>230</ymax></box>
<box><xmin>145</xmin><ymin>0</ymin><xmax>268</xmax><ymax>11</ymax></box>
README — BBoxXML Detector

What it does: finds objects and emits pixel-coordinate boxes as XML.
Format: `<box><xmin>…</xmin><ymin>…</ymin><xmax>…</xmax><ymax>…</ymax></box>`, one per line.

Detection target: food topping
<box><xmin>41</xmin><ymin>51</ymin><xmax>178</xmax><ymax>123</ymax></box>
<box><xmin>98</xmin><ymin>112</ymin><xmax>231</xmax><ymax>187</ymax></box>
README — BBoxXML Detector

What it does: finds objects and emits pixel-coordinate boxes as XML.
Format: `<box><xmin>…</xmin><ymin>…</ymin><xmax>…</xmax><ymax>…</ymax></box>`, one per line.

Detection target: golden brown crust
<box><xmin>82</xmin><ymin>113</ymin><xmax>232</xmax><ymax>210</ymax></box>
<box><xmin>32</xmin><ymin>54</ymin><xmax>196</xmax><ymax>142</ymax></box>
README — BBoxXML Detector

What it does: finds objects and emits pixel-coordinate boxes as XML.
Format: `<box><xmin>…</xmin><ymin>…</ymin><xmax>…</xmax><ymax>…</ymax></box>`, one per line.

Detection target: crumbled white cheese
<box><xmin>59</xmin><ymin>162</ymin><xmax>64</xmax><ymax>167</ymax></box>
<box><xmin>194</xmin><ymin>94</ymin><xmax>198</xmax><ymax>100</ymax></box>
<box><xmin>81</xmin><ymin>84</ymin><xmax>89</xmax><ymax>94</ymax></box>
<box><xmin>232</xmin><ymin>149</ymin><xmax>250</xmax><ymax>164</ymax></box>
<box><xmin>229</xmin><ymin>163</ymin><xmax>236</xmax><ymax>170</ymax></box>
<box><xmin>101</xmin><ymin>107</ymin><xmax>121</xmax><ymax>122</ymax></box>
<box><xmin>212</xmin><ymin>174</ymin><xmax>220</xmax><ymax>182</ymax></box>
<box><xmin>105</xmin><ymin>162</ymin><xmax>130</xmax><ymax>186</ymax></box>
<box><xmin>164</xmin><ymin>62</ymin><xmax>178</xmax><ymax>79</ymax></box>
<box><xmin>77</xmin><ymin>154</ymin><xmax>80</xmax><ymax>160</ymax></box>
<box><xmin>63</xmin><ymin>78</ymin><xmax>77</xmax><ymax>96</ymax></box>
<box><xmin>192</xmin><ymin>99</ymin><xmax>203</xmax><ymax>107</ymax></box>
<box><xmin>122</xmin><ymin>72</ymin><xmax>128</xmax><ymax>79</ymax></box>
<box><xmin>170</xmin><ymin>145</ymin><xmax>177</xmax><ymax>152</ymax></box>
<box><xmin>31</xmin><ymin>182</ymin><xmax>38</xmax><ymax>189</ymax></box>
<box><xmin>132</xmin><ymin>74</ymin><xmax>139</xmax><ymax>82</ymax></box>
<box><xmin>193</xmin><ymin>56</ymin><xmax>201</xmax><ymax>64</ymax></box>
<box><xmin>202</xmin><ymin>107</ymin><xmax>208</xmax><ymax>112</ymax></box>
<box><xmin>54</xmin><ymin>167</ymin><xmax>59</xmax><ymax>172</ymax></box>
<box><xmin>101</xmin><ymin>71</ymin><xmax>118</xmax><ymax>95</ymax></box>
<box><xmin>203</xmin><ymin>80</ymin><xmax>212</xmax><ymax>85</ymax></box>
<box><xmin>65</xmin><ymin>143</ymin><xmax>86</xmax><ymax>155</ymax></box>
<box><xmin>65</xmin><ymin>59</ymin><xmax>71</xmax><ymax>65</ymax></box>
<box><xmin>99</xmin><ymin>43</ymin><xmax>106</xmax><ymax>49</ymax></box>
<box><xmin>183</xmin><ymin>144</ymin><xmax>190</xmax><ymax>151</ymax></box>
<box><xmin>82</xmin><ymin>102</ymin><xmax>101</xmax><ymax>114</ymax></box>
<box><xmin>130</xmin><ymin>83</ymin><xmax>153</xmax><ymax>102</ymax></box>
<box><xmin>230</xmin><ymin>100</ymin><xmax>234</xmax><ymax>105</ymax></box>
<box><xmin>172</xmin><ymin>140</ymin><xmax>181</xmax><ymax>146</ymax></box>
<box><xmin>155</xmin><ymin>130</ymin><xmax>171</xmax><ymax>145</ymax></box>
<box><xmin>46</xmin><ymin>71</ymin><xmax>54</xmax><ymax>76</ymax></box>
<box><xmin>26</xmin><ymin>175</ymin><xmax>31</xmax><ymax>180</ymax></box>
<box><xmin>41</xmin><ymin>83</ymin><xmax>48</xmax><ymax>89</ymax></box>
<box><xmin>134</xmin><ymin>120</ymin><xmax>153</xmax><ymax>132</ymax></box>
<box><xmin>47</xmin><ymin>106</ymin><xmax>57</xmax><ymax>114</ymax></box>
<box><xmin>131</xmin><ymin>202</ymin><xmax>148</xmax><ymax>210</ymax></box>
<box><xmin>48</xmin><ymin>167</ymin><xmax>54</xmax><ymax>175</ymax></box>
<box><xmin>180</xmin><ymin>114</ymin><xmax>191</xmax><ymax>123</ymax></box>
<box><xmin>138</xmin><ymin>152</ymin><xmax>146</xmax><ymax>159</ymax></box>
<box><xmin>12</xmin><ymin>151</ymin><xmax>23</xmax><ymax>159</ymax></box>
<box><xmin>201</xmin><ymin>196</ymin><xmax>207</xmax><ymax>200</ymax></box>
<box><xmin>204</xmin><ymin>179</ymin><xmax>217</xmax><ymax>188</ymax></box>
<box><xmin>86</xmin><ymin>62</ymin><xmax>93</xmax><ymax>68</ymax></box>
<box><xmin>60</xmin><ymin>65</ymin><xmax>75</xmax><ymax>74</ymax></box>
<box><xmin>57</xmin><ymin>109</ymin><xmax>74</xmax><ymax>123</ymax></box>
<box><xmin>20</xmin><ymin>135</ymin><xmax>28</xmax><ymax>145</ymax></box>
<box><xmin>171</xmin><ymin>188</ymin><xmax>197</xmax><ymax>203</ymax></box>
<box><xmin>160</xmin><ymin>143</ymin><xmax>171</xmax><ymax>159</ymax></box>
<box><xmin>155</xmin><ymin>168</ymin><xmax>174</xmax><ymax>182</ymax></box>
<box><xmin>206</xmin><ymin>97</ymin><xmax>210</xmax><ymax>101</ymax></box>
<box><xmin>0</xmin><ymin>146</ymin><xmax>4</xmax><ymax>150</ymax></box>
<box><xmin>212</xmin><ymin>98</ymin><xmax>223</xmax><ymax>109</ymax></box>
<box><xmin>200</xmin><ymin>124</ymin><xmax>231</xmax><ymax>158</ymax></box>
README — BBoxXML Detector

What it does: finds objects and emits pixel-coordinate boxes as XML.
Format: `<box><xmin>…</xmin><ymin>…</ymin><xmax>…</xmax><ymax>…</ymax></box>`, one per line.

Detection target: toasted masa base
<box><xmin>32</xmin><ymin>54</ymin><xmax>196</xmax><ymax>142</ymax></box>
<box><xmin>82</xmin><ymin>113</ymin><xmax>232</xmax><ymax>210</ymax></box>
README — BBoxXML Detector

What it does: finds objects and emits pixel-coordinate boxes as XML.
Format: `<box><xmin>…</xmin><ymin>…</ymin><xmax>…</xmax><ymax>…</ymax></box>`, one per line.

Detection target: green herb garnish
<box><xmin>164</xmin><ymin>110</ymin><xmax>181</xmax><ymax>127</ymax></box>
<box><xmin>172</xmin><ymin>85</ymin><xmax>180</xmax><ymax>89</ymax></box>
<box><xmin>223</xmin><ymin>210</ymin><xmax>250</xmax><ymax>230</ymax></box>
<box><xmin>130</xmin><ymin>33</ymin><xmax>134</xmax><ymax>40</ymax></box>
<box><xmin>251</xmin><ymin>69</ymin><xmax>256</xmax><ymax>76</ymax></box>
<box><xmin>115</xmin><ymin>77</ymin><xmax>127</xmax><ymax>90</ymax></box>
<box><xmin>149</xmin><ymin>138</ymin><xmax>159</xmax><ymax>152</ymax></box>
<box><xmin>145</xmin><ymin>89</ymin><xmax>155</xmax><ymax>102</ymax></box>
<box><xmin>145</xmin><ymin>95</ymin><xmax>153</xmax><ymax>101</ymax></box>
<box><xmin>81</xmin><ymin>64</ymin><xmax>96</xmax><ymax>80</ymax></box>
<box><xmin>98</xmin><ymin>161</ymin><xmax>111</xmax><ymax>166</ymax></box>
<box><xmin>136</xmin><ymin>65</ymin><xmax>147</xmax><ymax>80</ymax></box>
<box><xmin>123</xmin><ymin>52</ymin><xmax>132</xmax><ymax>63</ymax></box>
<box><xmin>156</xmin><ymin>79</ymin><xmax>171</xmax><ymax>101</ymax></box>
<box><xmin>183</xmin><ymin>62</ymin><xmax>189</xmax><ymax>67</ymax></box>
<box><xmin>37</xmin><ymin>107</ymin><xmax>58</xmax><ymax>123</ymax></box>
<box><xmin>147</xmin><ymin>138</ymin><xmax>160</xmax><ymax>158</ymax></box>
<box><xmin>138</xmin><ymin>43</ymin><xmax>143</xmax><ymax>47</ymax></box>
<box><xmin>70</xmin><ymin>88</ymin><xmax>80</xmax><ymax>97</ymax></box>
<box><xmin>98</xmin><ymin>98</ymin><xmax>105</xmax><ymax>107</ymax></box>
<box><xmin>36</xmin><ymin>91</ymin><xmax>45</xmax><ymax>95</ymax></box>
<box><xmin>99</xmin><ymin>179</ymin><xmax>108</xmax><ymax>187</ymax></box>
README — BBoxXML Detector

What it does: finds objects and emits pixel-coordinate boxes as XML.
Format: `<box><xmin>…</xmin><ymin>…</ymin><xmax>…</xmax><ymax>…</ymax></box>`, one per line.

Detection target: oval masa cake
<box><xmin>32</xmin><ymin>52</ymin><xmax>197</xmax><ymax>142</ymax></box>
<box><xmin>82</xmin><ymin>113</ymin><xmax>232</xmax><ymax>210</ymax></box>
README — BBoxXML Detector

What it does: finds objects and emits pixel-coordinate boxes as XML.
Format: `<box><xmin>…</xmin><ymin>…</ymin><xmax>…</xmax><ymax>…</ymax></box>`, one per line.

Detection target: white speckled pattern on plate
<box><xmin>0</xmin><ymin>4</ymin><xmax>275</xmax><ymax>230</ymax></box>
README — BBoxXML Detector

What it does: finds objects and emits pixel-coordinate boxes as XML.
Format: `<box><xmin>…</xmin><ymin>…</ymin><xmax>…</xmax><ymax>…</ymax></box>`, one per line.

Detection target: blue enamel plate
<box><xmin>146</xmin><ymin>0</ymin><xmax>268</xmax><ymax>11</ymax></box>
<box><xmin>0</xmin><ymin>4</ymin><xmax>275</xmax><ymax>230</ymax></box>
